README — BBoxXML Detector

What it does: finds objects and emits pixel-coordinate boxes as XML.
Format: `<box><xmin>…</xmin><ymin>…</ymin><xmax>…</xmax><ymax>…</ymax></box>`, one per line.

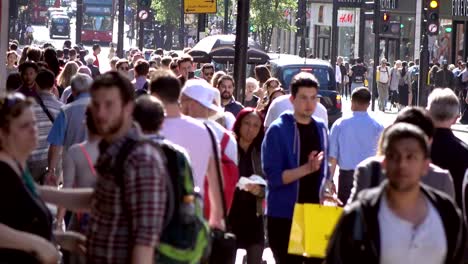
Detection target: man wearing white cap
<box><xmin>180</xmin><ymin>79</ymin><xmax>239</xmax><ymax>217</ymax></box>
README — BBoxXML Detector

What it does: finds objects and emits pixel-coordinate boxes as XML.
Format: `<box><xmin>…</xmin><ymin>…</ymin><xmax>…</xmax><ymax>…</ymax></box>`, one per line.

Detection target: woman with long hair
<box><xmin>229</xmin><ymin>108</ymin><xmax>266</xmax><ymax>264</ymax></box>
<box><xmin>254</xmin><ymin>65</ymin><xmax>272</xmax><ymax>91</ymax></box>
<box><xmin>398</xmin><ymin>61</ymin><xmax>412</xmax><ymax>109</ymax></box>
<box><xmin>0</xmin><ymin>93</ymin><xmax>84</xmax><ymax>263</ymax></box>
<box><xmin>57</xmin><ymin>61</ymin><xmax>79</xmax><ymax>97</ymax></box>
<box><xmin>43</xmin><ymin>48</ymin><xmax>60</xmax><ymax>78</ymax></box>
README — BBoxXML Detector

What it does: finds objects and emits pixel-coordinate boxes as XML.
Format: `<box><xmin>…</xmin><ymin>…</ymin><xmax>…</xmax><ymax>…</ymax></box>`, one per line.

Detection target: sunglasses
<box><xmin>0</xmin><ymin>93</ymin><xmax>26</xmax><ymax>110</ymax></box>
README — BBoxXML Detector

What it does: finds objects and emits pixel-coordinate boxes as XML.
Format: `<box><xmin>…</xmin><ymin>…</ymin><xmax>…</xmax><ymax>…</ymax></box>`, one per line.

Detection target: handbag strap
<box><xmin>78</xmin><ymin>143</ymin><xmax>96</xmax><ymax>177</ymax></box>
<box><xmin>204</xmin><ymin>122</ymin><xmax>229</xmax><ymax>223</ymax></box>
<box><xmin>35</xmin><ymin>94</ymin><xmax>55</xmax><ymax>123</ymax></box>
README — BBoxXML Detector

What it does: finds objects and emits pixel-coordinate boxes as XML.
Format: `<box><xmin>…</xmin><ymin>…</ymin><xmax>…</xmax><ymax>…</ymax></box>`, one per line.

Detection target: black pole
<box><xmin>371</xmin><ymin>0</ymin><xmax>380</xmax><ymax>111</ymax></box>
<box><xmin>330</xmin><ymin>0</ymin><xmax>338</xmax><ymax>68</ymax></box>
<box><xmin>138</xmin><ymin>20</ymin><xmax>144</xmax><ymax>50</ymax></box>
<box><xmin>76</xmin><ymin>0</ymin><xmax>83</xmax><ymax>44</ymax></box>
<box><xmin>298</xmin><ymin>0</ymin><xmax>307</xmax><ymax>57</ymax></box>
<box><xmin>224</xmin><ymin>0</ymin><xmax>229</xmax><ymax>33</ymax></box>
<box><xmin>117</xmin><ymin>0</ymin><xmax>125</xmax><ymax>58</ymax></box>
<box><xmin>358</xmin><ymin>8</ymin><xmax>365</xmax><ymax>59</ymax></box>
<box><xmin>180</xmin><ymin>0</ymin><xmax>185</xmax><ymax>49</ymax></box>
<box><xmin>198</xmin><ymin>13</ymin><xmax>206</xmax><ymax>43</ymax></box>
<box><xmin>234</xmin><ymin>0</ymin><xmax>250</xmax><ymax>104</ymax></box>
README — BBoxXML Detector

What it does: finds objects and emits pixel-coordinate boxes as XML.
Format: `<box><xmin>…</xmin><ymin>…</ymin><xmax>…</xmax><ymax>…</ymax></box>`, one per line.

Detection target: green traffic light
<box><xmin>445</xmin><ymin>27</ymin><xmax>452</xmax><ymax>33</ymax></box>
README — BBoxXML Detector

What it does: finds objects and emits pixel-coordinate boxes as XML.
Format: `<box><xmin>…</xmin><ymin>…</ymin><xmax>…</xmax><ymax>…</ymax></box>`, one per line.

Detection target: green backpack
<box><xmin>115</xmin><ymin>137</ymin><xmax>210</xmax><ymax>264</ymax></box>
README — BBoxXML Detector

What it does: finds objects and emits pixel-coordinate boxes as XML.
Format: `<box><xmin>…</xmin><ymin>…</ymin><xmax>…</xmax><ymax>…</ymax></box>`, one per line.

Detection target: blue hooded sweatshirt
<box><xmin>261</xmin><ymin>111</ymin><xmax>330</xmax><ymax>219</ymax></box>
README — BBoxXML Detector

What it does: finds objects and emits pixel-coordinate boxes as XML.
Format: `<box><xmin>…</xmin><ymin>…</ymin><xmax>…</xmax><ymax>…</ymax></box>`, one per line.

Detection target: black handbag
<box><xmin>204</xmin><ymin>123</ymin><xmax>237</xmax><ymax>264</ymax></box>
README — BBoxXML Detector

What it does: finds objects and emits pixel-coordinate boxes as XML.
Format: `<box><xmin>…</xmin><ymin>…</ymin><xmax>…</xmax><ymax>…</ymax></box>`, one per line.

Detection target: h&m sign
<box><xmin>337</xmin><ymin>0</ymin><xmax>398</xmax><ymax>9</ymax></box>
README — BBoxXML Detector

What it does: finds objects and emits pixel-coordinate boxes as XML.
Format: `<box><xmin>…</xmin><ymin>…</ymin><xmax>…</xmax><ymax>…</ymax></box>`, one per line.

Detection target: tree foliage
<box><xmin>250</xmin><ymin>0</ymin><xmax>296</xmax><ymax>51</ymax></box>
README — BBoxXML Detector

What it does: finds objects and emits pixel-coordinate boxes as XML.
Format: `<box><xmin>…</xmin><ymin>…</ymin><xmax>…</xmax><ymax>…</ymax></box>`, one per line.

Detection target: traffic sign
<box><xmin>184</xmin><ymin>0</ymin><xmax>217</xmax><ymax>14</ymax></box>
<box><xmin>138</xmin><ymin>10</ymin><xmax>149</xmax><ymax>20</ymax></box>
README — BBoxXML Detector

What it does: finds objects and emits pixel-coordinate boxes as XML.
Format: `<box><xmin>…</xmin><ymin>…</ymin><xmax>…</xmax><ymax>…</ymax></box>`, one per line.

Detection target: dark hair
<box><xmin>92</xmin><ymin>44</ymin><xmax>101</xmax><ymax>51</ymax></box>
<box><xmin>150</xmin><ymin>71</ymin><xmax>182</xmax><ymax>103</ymax></box>
<box><xmin>133</xmin><ymin>95</ymin><xmax>165</xmax><ymax>133</ymax></box>
<box><xmin>134</xmin><ymin>59</ymin><xmax>150</xmax><ymax>76</ymax></box>
<box><xmin>290</xmin><ymin>72</ymin><xmax>319</xmax><ymax>97</ymax></box>
<box><xmin>156</xmin><ymin>48</ymin><xmax>164</xmax><ymax>56</ymax></box>
<box><xmin>44</xmin><ymin>47</ymin><xmax>60</xmax><ymax>77</ymax></box>
<box><xmin>18</xmin><ymin>61</ymin><xmax>39</xmax><ymax>73</ymax></box>
<box><xmin>10</xmin><ymin>43</ymin><xmax>18</xmax><ymax>51</ymax></box>
<box><xmin>201</xmin><ymin>63</ymin><xmax>214</xmax><ymax>72</ymax></box>
<box><xmin>35</xmin><ymin>69</ymin><xmax>56</xmax><ymax>90</ymax></box>
<box><xmin>6</xmin><ymin>73</ymin><xmax>22</xmax><ymax>92</ymax></box>
<box><xmin>217</xmin><ymin>74</ymin><xmax>235</xmax><ymax>88</ymax></box>
<box><xmin>0</xmin><ymin>93</ymin><xmax>34</xmax><ymax>132</ymax></box>
<box><xmin>85</xmin><ymin>106</ymin><xmax>98</xmax><ymax>135</ymax></box>
<box><xmin>26</xmin><ymin>46</ymin><xmax>42</xmax><ymax>62</ymax></box>
<box><xmin>351</xmin><ymin>87</ymin><xmax>371</xmax><ymax>104</ymax></box>
<box><xmin>170</xmin><ymin>61</ymin><xmax>178</xmax><ymax>70</ymax></box>
<box><xmin>394</xmin><ymin>107</ymin><xmax>435</xmax><ymax>138</ymax></box>
<box><xmin>161</xmin><ymin>57</ymin><xmax>172</xmax><ymax>67</ymax></box>
<box><xmin>382</xmin><ymin>123</ymin><xmax>430</xmax><ymax>158</ymax></box>
<box><xmin>254</xmin><ymin>65</ymin><xmax>272</xmax><ymax>84</ymax></box>
<box><xmin>232</xmin><ymin>107</ymin><xmax>265</xmax><ymax>149</ymax></box>
<box><xmin>177</xmin><ymin>55</ymin><xmax>193</xmax><ymax>66</ymax></box>
<box><xmin>356</xmin><ymin>57</ymin><xmax>363</xmax><ymax>64</ymax></box>
<box><xmin>401</xmin><ymin>61</ymin><xmax>408</xmax><ymax>77</ymax></box>
<box><xmin>90</xmin><ymin>71</ymin><xmax>135</xmax><ymax>104</ymax></box>
<box><xmin>56</xmin><ymin>49</ymin><xmax>64</xmax><ymax>58</ymax></box>
<box><xmin>116</xmin><ymin>59</ymin><xmax>129</xmax><ymax>69</ymax></box>
<box><xmin>69</xmin><ymin>49</ymin><xmax>76</xmax><ymax>57</ymax></box>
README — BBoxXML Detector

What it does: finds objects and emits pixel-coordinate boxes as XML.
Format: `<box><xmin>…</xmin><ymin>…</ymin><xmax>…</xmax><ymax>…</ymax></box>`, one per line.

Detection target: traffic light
<box><xmin>426</xmin><ymin>0</ymin><xmax>440</xmax><ymax>35</ymax></box>
<box><xmin>380</xmin><ymin>12</ymin><xmax>391</xmax><ymax>34</ymax></box>
<box><xmin>138</xmin><ymin>0</ymin><xmax>152</xmax><ymax>21</ymax></box>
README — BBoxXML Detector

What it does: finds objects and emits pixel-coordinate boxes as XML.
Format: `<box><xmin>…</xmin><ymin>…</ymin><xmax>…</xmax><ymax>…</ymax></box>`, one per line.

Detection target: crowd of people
<box><xmin>2</xmin><ymin>39</ymin><xmax>468</xmax><ymax>264</ymax></box>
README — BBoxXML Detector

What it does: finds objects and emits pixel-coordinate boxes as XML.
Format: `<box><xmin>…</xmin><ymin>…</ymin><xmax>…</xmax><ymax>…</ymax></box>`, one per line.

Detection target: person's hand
<box><xmin>244</xmin><ymin>184</ymin><xmax>262</xmax><ymax>196</ymax></box>
<box><xmin>307</xmin><ymin>151</ymin><xmax>324</xmax><ymax>173</ymax></box>
<box><xmin>31</xmin><ymin>236</ymin><xmax>60</xmax><ymax>264</ymax></box>
<box><xmin>209</xmin><ymin>217</ymin><xmax>226</xmax><ymax>231</ymax></box>
<box><xmin>320</xmin><ymin>180</ymin><xmax>343</xmax><ymax>206</ymax></box>
<box><xmin>53</xmin><ymin>231</ymin><xmax>86</xmax><ymax>255</ymax></box>
<box><xmin>44</xmin><ymin>169</ymin><xmax>58</xmax><ymax>186</ymax></box>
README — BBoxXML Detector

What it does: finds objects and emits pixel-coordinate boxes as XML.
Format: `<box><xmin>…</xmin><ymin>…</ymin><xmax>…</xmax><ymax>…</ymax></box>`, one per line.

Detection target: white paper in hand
<box><xmin>236</xmin><ymin>174</ymin><xmax>267</xmax><ymax>190</ymax></box>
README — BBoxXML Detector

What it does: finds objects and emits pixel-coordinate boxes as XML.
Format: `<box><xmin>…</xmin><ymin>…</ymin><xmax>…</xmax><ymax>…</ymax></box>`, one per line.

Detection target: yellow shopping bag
<box><xmin>287</xmin><ymin>203</ymin><xmax>306</xmax><ymax>256</ymax></box>
<box><xmin>288</xmin><ymin>203</ymin><xmax>343</xmax><ymax>258</ymax></box>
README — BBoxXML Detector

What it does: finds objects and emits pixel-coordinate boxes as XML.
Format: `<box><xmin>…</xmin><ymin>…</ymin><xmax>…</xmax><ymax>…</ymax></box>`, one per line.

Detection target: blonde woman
<box><xmin>56</xmin><ymin>61</ymin><xmax>79</xmax><ymax>97</ymax></box>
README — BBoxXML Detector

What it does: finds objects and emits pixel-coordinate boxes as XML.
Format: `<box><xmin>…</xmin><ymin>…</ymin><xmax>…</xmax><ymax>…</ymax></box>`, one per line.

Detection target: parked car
<box><xmin>268</xmin><ymin>54</ymin><xmax>342</xmax><ymax>127</ymax></box>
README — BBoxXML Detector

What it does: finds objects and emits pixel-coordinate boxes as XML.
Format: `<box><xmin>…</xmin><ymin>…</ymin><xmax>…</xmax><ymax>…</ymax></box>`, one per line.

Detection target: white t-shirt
<box><xmin>379</xmin><ymin>194</ymin><xmax>447</xmax><ymax>264</ymax></box>
<box><xmin>160</xmin><ymin>115</ymin><xmax>213</xmax><ymax>196</ymax></box>
<box><xmin>264</xmin><ymin>94</ymin><xmax>328</xmax><ymax>127</ymax></box>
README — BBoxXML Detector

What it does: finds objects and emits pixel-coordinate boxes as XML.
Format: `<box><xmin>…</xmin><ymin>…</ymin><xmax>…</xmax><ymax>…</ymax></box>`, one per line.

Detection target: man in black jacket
<box><xmin>326</xmin><ymin>123</ymin><xmax>466</xmax><ymax>264</ymax></box>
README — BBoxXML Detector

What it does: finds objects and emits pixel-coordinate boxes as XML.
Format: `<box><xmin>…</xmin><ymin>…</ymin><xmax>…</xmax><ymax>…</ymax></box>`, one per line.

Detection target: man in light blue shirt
<box><xmin>329</xmin><ymin>87</ymin><xmax>384</xmax><ymax>203</ymax></box>
<box><xmin>46</xmin><ymin>73</ymin><xmax>92</xmax><ymax>185</ymax></box>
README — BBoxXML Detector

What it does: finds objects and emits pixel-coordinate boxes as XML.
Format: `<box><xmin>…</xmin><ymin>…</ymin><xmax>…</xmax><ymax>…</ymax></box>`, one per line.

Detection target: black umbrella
<box><xmin>188</xmin><ymin>34</ymin><xmax>267</xmax><ymax>64</ymax></box>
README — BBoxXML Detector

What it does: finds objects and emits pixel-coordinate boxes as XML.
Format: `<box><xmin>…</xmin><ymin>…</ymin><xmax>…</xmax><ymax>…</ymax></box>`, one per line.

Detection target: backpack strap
<box><xmin>34</xmin><ymin>94</ymin><xmax>55</xmax><ymax>123</ymax></box>
<box><xmin>220</xmin><ymin>132</ymin><xmax>230</xmax><ymax>154</ymax></box>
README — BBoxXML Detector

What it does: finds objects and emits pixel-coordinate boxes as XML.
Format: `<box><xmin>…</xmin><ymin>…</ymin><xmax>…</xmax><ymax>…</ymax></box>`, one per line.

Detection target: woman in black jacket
<box><xmin>229</xmin><ymin>107</ymin><xmax>266</xmax><ymax>264</ymax></box>
<box><xmin>0</xmin><ymin>93</ymin><xmax>84</xmax><ymax>263</ymax></box>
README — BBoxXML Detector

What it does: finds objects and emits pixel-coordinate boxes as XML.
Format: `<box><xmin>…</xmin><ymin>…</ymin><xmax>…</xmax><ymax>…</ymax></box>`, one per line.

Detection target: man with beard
<box><xmin>216</xmin><ymin>74</ymin><xmax>244</xmax><ymax>117</ymax></box>
<box><xmin>17</xmin><ymin>61</ymin><xmax>39</xmax><ymax>97</ymax></box>
<box><xmin>40</xmin><ymin>71</ymin><xmax>171</xmax><ymax>263</ymax></box>
<box><xmin>326</xmin><ymin>123</ymin><xmax>466</xmax><ymax>264</ymax></box>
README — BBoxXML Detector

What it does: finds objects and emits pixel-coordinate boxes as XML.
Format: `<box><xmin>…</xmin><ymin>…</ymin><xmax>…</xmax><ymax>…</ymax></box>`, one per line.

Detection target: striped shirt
<box><xmin>86</xmin><ymin>125</ymin><xmax>167</xmax><ymax>263</ymax></box>
<box><xmin>29</xmin><ymin>92</ymin><xmax>63</xmax><ymax>164</ymax></box>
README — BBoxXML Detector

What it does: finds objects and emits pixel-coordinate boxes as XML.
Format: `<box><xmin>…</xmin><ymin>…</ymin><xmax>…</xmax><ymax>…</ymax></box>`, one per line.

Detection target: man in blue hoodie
<box><xmin>262</xmin><ymin>72</ymin><xmax>330</xmax><ymax>264</ymax></box>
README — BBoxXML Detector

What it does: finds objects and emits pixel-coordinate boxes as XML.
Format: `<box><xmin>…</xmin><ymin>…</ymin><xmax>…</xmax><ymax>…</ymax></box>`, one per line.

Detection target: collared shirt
<box><xmin>132</xmin><ymin>76</ymin><xmax>149</xmax><ymax>91</ymax></box>
<box><xmin>223</xmin><ymin>97</ymin><xmax>244</xmax><ymax>118</ymax></box>
<box><xmin>47</xmin><ymin>93</ymin><xmax>90</xmax><ymax>150</ymax></box>
<box><xmin>87</xmin><ymin>125</ymin><xmax>167</xmax><ymax>263</ymax></box>
<box><xmin>379</xmin><ymin>194</ymin><xmax>447</xmax><ymax>264</ymax></box>
<box><xmin>329</xmin><ymin>111</ymin><xmax>383</xmax><ymax>170</ymax></box>
<box><xmin>29</xmin><ymin>92</ymin><xmax>63</xmax><ymax>164</ymax></box>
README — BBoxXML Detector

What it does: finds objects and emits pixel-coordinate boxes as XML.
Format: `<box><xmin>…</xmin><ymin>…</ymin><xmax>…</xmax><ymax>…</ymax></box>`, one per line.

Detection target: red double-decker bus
<box><xmin>30</xmin><ymin>0</ymin><xmax>60</xmax><ymax>24</ymax></box>
<box><xmin>81</xmin><ymin>0</ymin><xmax>114</xmax><ymax>43</ymax></box>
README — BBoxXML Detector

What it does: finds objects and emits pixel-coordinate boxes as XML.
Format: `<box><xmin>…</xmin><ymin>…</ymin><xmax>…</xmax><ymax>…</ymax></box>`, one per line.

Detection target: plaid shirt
<box><xmin>86</xmin><ymin>125</ymin><xmax>167</xmax><ymax>263</ymax></box>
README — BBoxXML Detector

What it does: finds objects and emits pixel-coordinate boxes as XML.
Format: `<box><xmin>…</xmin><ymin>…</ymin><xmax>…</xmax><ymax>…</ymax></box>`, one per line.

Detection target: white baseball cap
<box><xmin>182</xmin><ymin>79</ymin><xmax>223</xmax><ymax>114</ymax></box>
